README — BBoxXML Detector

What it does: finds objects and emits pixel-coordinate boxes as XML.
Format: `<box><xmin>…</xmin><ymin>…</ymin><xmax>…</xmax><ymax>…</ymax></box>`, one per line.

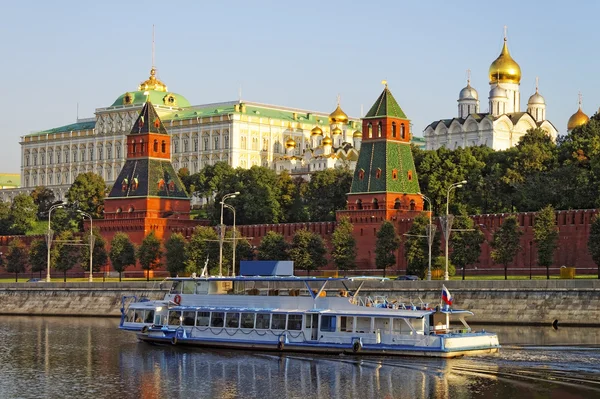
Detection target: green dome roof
<box><xmin>111</xmin><ymin>90</ymin><xmax>191</xmax><ymax>108</ymax></box>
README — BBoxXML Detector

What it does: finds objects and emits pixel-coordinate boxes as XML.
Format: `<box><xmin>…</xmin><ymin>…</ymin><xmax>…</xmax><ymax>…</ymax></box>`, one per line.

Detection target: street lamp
<box><xmin>78</xmin><ymin>210</ymin><xmax>94</xmax><ymax>283</ymax></box>
<box><xmin>445</xmin><ymin>180</ymin><xmax>467</xmax><ymax>281</ymax></box>
<box><xmin>223</xmin><ymin>203</ymin><xmax>237</xmax><ymax>276</ymax></box>
<box><xmin>47</xmin><ymin>203</ymin><xmax>64</xmax><ymax>282</ymax></box>
<box><xmin>420</xmin><ymin>194</ymin><xmax>434</xmax><ymax>281</ymax></box>
<box><xmin>219</xmin><ymin>191</ymin><xmax>239</xmax><ymax>276</ymax></box>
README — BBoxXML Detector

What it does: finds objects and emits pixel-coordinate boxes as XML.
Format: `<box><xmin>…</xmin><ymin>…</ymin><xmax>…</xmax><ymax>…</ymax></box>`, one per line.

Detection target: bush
<box><xmin>432</xmin><ymin>256</ymin><xmax>455</xmax><ymax>277</ymax></box>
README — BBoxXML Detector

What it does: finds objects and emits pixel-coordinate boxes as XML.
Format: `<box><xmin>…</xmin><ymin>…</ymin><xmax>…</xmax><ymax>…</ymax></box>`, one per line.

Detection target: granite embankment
<box><xmin>0</xmin><ymin>280</ymin><xmax>598</xmax><ymax>326</ymax></box>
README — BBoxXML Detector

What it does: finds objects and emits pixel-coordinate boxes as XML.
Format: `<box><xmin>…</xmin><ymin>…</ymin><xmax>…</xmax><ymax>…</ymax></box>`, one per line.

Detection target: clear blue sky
<box><xmin>1</xmin><ymin>0</ymin><xmax>598</xmax><ymax>173</ymax></box>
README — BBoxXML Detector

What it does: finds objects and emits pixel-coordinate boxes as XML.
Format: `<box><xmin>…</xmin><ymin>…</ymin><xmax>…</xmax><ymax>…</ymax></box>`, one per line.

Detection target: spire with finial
<box><xmin>467</xmin><ymin>69</ymin><xmax>471</xmax><ymax>86</ymax></box>
<box><xmin>579</xmin><ymin>91</ymin><xmax>583</xmax><ymax>109</ymax></box>
<box><xmin>329</xmin><ymin>94</ymin><xmax>349</xmax><ymax>124</ymax></box>
<box><xmin>381</xmin><ymin>79</ymin><xmax>388</xmax><ymax>88</ymax></box>
<box><xmin>138</xmin><ymin>25</ymin><xmax>168</xmax><ymax>92</ymax></box>
<box><xmin>567</xmin><ymin>91</ymin><xmax>590</xmax><ymax>131</ymax></box>
<box><xmin>535</xmin><ymin>76</ymin><xmax>539</xmax><ymax>93</ymax></box>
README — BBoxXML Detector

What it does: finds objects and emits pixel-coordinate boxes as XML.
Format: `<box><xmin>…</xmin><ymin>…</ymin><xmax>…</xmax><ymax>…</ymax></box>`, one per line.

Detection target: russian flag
<box><xmin>442</xmin><ymin>285</ymin><xmax>453</xmax><ymax>306</ymax></box>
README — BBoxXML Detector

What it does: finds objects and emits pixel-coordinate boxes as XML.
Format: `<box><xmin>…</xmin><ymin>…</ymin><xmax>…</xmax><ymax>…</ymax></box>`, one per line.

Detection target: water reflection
<box><xmin>0</xmin><ymin>317</ymin><xmax>599</xmax><ymax>399</ymax></box>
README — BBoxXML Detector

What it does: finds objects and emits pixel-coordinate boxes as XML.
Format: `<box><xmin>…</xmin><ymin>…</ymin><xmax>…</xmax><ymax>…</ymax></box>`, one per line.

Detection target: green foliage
<box><xmin>0</xmin><ymin>201</ymin><xmax>11</xmax><ymax>235</ymax></box>
<box><xmin>257</xmin><ymin>231</ymin><xmax>289</xmax><ymax>261</ymax></box>
<box><xmin>165</xmin><ymin>233</ymin><xmax>187</xmax><ymax>277</ymax></box>
<box><xmin>54</xmin><ymin>231</ymin><xmax>81</xmax><ymax>282</ymax></box>
<box><xmin>29</xmin><ymin>238</ymin><xmax>53</xmax><ymax>277</ymax></box>
<box><xmin>66</xmin><ymin>172</ymin><xmax>106</xmax><ymax>218</ymax></box>
<box><xmin>304</xmin><ymin>168</ymin><xmax>353</xmax><ymax>221</ymax></box>
<box><xmin>404</xmin><ymin>213</ymin><xmax>441</xmax><ymax>278</ymax></box>
<box><xmin>81</xmin><ymin>228</ymin><xmax>108</xmax><ymax>273</ymax></box>
<box><xmin>137</xmin><ymin>232</ymin><xmax>163</xmax><ymax>281</ymax></box>
<box><xmin>9</xmin><ymin>194</ymin><xmax>37</xmax><ymax>235</ymax></box>
<box><xmin>533</xmin><ymin>205</ymin><xmax>559</xmax><ymax>279</ymax></box>
<box><xmin>30</xmin><ymin>186</ymin><xmax>56</xmax><ymax>219</ymax></box>
<box><xmin>288</xmin><ymin>229</ymin><xmax>327</xmax><ymax>275</ymax></box>
<box><xmin>6</xmin><ymin>239</ymin><xmax>28</xmax><ymax>281</ymax></box>
<box><xmin>185</xmin><ymin>226</ymin><xmax>219</xmax><ymax>276</ymax></box>
<box><xmin>278</xmin><ymin>172</ymin><xmax>309</xmax><ymax>223</ymax></box>
<box><xmin>375</xmin><ymin>221</ymin><xmax>400</xmax><ymax>277</ymax></box>
<box><xmin>432</xmin><ymin>256</ymin><xmax>456</xmax><ymax>277</ymax></box>
<box><xmin>490</xmin><ymin>215</ymin><xmax>523</xmax><ymax>280</ymax></box>
<box><xmin>51</xmin><ymin>208</ymin><xmax>80</xmax><ymax>235</ymax></box>
<box><xmin>588</xmin><ymin>214</ymin><xmax>600</xmax><ymax>279</ymax></box>
<box><xmin>331</xmin><ymin>217</ymin><xmax>357</xmax><ymax>273</ymax></box>
<box><xmin>109</xmin><ymin>233</ymin><xmax>137</xmax><ymax>281</ymax></box>
<box><xmin>450</xmin><ymin>215</ymin><xmax>484</xmax><ymax>278</ymax></box>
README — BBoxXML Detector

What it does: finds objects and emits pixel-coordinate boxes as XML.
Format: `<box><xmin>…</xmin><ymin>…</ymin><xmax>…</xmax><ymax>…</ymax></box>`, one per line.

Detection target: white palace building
<box><xmin>423</xmin><ymin>34</ymin><xmax>559</xmax><ymax>151</ymax></box>
<box><xmin>3</xmin><ymin>68</ymin><xmax>364</xmax><ymax>202</ymax></box>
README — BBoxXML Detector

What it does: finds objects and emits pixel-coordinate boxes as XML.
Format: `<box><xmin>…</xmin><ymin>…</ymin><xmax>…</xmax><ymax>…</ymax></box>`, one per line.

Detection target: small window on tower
<box><xmin>392</xmin><ymin>122</ymin><xmax>397</xmax><ymax>138</ymax></box>
<box><xmin>375</xmin><ymin>168</ymin><xmax>382</xmax><ymax>179</ymax></box>
<box><xmin>358</xmin><ymin>169</ymin><xmax>365</xmax><ymax>180</ymax></box>
<box><xmin>368</xmin><ymin>123</ymin><xmax>373</xmax><ymax>138</ymax></box>
<box><xmin>377</xmin><ymin>122</ymin><xmax>382</xmax><ymax>138</ymax></box>
<box><xmin>392</xmin><ymin>169</ymin><xmax>398</xmax><ymax>180</ymax></box>
<box><xmin>401</xmin><ymin>124</ymin><xmax>406</xmax><ymax>139</ymax></box>
<box><xmin>407</xmin><ymin>170</ymin><xmax>413</xmax><ymax>181</ymax></box>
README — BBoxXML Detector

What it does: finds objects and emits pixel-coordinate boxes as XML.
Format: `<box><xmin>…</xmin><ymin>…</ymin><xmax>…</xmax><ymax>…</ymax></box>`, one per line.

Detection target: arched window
<box><xmin>409</xmin><ymin>200</ymin><xmax>416</xmax><ymax>211</ymax></box>
<box><xmin>132</xmin><ymin>141</ymin><xmax>137</xmax><ymax>153</ymax></box>
<box><xmin>153</xmin><ymin>140</ymin><xmax>159</xmax><ymax>152</ymax></box>
<box><xmin>161</xmin><ymin>141</ymin><xmax>166</xmax><ymax>153</ymax></box>
<box><xmin>394</xmin><ymin>199</ymin><xmax>401</xmax><ymax>209</ymax></box>
<box><xmin>392</xmin><ymin>122</ymin><xmax>397</xmax><ymax>137</ymax></box>
<box><xmin>392</xmin><ymin>169</ymin><xmax>398</xmax><ymax>180</ymax></box>
<box><xmin>356</xmin><ymin>199</ymin><xmax>363</xmax><ymax>210</ymax></box>
<box><xmin>407</xmin><ymin>170</ymin><xmax>413</xmax><ymax>181</ymax></box>
<box><xmin>358</xmin><ymin>169</ymin><xmax>365</xmax><ymax>180</ymax></box>
<box><xmin>375</xmin><ymin>168</ymin><xmax>382</xmax><ymax>179</ymax></box>
<box><xmin>373</xmin><ymin>198</ymin><xmax>379</xmax><ymax>210</ymax></box>
<box><xmin>401</xmin><ymin>124</ymin><xmax>406</xmax><ymax>139</ymax></box>
<box><xmin>368</xmin><ymin>123</ymin><xmax>373</xmax><ymax>138</ymax></box>
<box><xmin>377</xmin><ymin>122</ymin><xmax>382</xmax><ymax>137</ymax></box>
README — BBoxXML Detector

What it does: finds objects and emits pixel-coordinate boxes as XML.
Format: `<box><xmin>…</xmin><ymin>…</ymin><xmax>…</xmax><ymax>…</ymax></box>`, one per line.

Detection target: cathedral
<box><xmin>424</xmin><ymin>34</ymin><xmax>559</xmax><ymax>151</ymax></box>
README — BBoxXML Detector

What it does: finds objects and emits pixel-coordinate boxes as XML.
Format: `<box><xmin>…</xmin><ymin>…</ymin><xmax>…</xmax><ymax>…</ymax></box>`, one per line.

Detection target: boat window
<box><xmin>271</xmin><ymin>314</ymin><xmax>286</xmax><ymax>330</ymax></box>
<box><xmin>255</xmin><ymin>313</ymin><xmax>270</xmax><ymax>329</ymax></box>
<box><xmin>320</xmin><ymin>315</ymin><xmax>336</xmax><ymax>332</ymax></box>
<box><xmin>305</xmin><ymin>314</ymin><xmax>313</xmax><ymax>329</ymax></box>
<box><xmin>287</xmin><ymin>314</ymin><xmax>302</xmax><ymax>330</ymax></box>
<box><xmin>126</xmin><ymin>309</ymin><xmax>135</xmax><ymax>323</ymax></box>
<box><xmin>170</xmin><ymin>281</ymin><xmax>182</xmax><ymax>294</ymax></box>
<box><xmin>134</xmin><ymin>309</ymin><xmax>145</xmax><ymax>323</ymax></box>
<box><xmin>182</xmin><ymin>282</ymin><xmax>195</xmax><ymax>294</ymax></box>
<box><xmin>211</xmin><ymin>312</ymin><xmax>224</xmax><ymax>328</ymax></box>
<box><xmin>374</xmin><ymin>317</ymin><xmax>389</xmax><ymax>332</ymax></box>
<box><xmin>226</xmin><ymin>313</ymin><xmax>240</xmax><ymax>328</ymax></box>
<box><xmin>241</xmin><ymin>313</ymin><xmax>255</xmax><ymax>329</ymax></box>
<box><xmin>196</xmin><ymin>282</ymin><xmax>209</xmax><ymax>294</ymax></box>
<box><xmin>168</xmin><ymin>311</ymin><xmax>181</xmax><ymax>326</ymax></box>
<box><xmin>182</xmin><ymin>311</ymin><xmax>195</xmax><ymax>326</ymax></box>
<box><xmin>340</xmin><ymin>316</ymin><xmax>354</xmax><ymax>332</ymax></box>
<box><xmin>196</xmin><ymin>312</ymin><xmax>210</xmax><ymax>326</ymax></box>
<box><xmin>356</xmin><ymin>317</ymin><xmax>371</xmax><ymax>333</ymax></box>
<box><xmin>144</xmin><ymin>310</ymin><xmax>154</xmax><ymax>324</ymax></box>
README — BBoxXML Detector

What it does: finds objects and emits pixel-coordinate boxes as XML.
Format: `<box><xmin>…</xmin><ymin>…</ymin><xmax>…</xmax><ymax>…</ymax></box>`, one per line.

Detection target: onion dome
<box><xmin>459</xmin><ymin>83</ymin><xmax>479</xmax><ymax>100</ymax></box>
<box><xmin>527</xmin><ymin>89</ymin><xmax>545</xmax><ymax>106</ymax></box>
<box><xmin>329</xmin><ymin>104</ymin><xmax>349</xmax><ymax>124</ymax></box>
<box><xmin>353</xmin><ymin>130</ymin><xmax>362</xmax><ymax>138</ymax></box>
<box><xmin>138</xmin><ymin>67</ymin><xmax>168</xmax><ymax>92</ymax></box>
<box><xmin>332</xmin><ymin>127</ymin><xmax>342</xmax><ymax>135</ymax></box>
<box><xmin>489</xmin><ymin>85</ymin><xmax>507</xmax><ymax>98</ymax></box>
<box><xmin>567</xmin><ymin>107</ymin><xmax>589</xmax><ymax>131</ymax></box>
<box><xmin>489</xmin><ymin>38</ymin><xmax>521</xmax><ymax>84</ymax></box>
<box><xmin>322</xmin><ymin>136</ymin><xmax>333</xmax><ymax>146</ymax></box>
<box><xmin>285</xmin><ymin>137</ymin><xmax>296</xmax><ymax>149</ymax></box>
<box><xmin>311</xmin><ymin>125</ymin><xmax>323</xmax><ymax>136</ymax></box>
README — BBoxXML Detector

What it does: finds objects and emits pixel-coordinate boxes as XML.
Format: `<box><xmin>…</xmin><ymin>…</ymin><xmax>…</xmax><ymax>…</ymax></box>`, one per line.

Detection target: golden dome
<box><xmin>329</xmin><ymin>104</ymin><xmax>348</xmax><ymax>124</ymax></box>
<box><xmin>285</xmin><ymin>137</ymin><xmax>296</xmax><ymax>149</ymax></box>
<box><xmin>488</xmin><ymin>38</ymin><xmax>521</xmax><ymax>84</ymax></box>
<box><xmin>322</xmin><ymin>136</ymin><xmax>333</xmax><ymax>146</ymax></box>
<box><xmin>353</xmin><ymin>130</ymin><xmax>362</xmax><ymax>138</ymax></box>
<box><xmin>311</xmin><ymin>126</ymin><xmax>323</xmax><ymax>136</ymax></box>
<box><xmin>567</xmin><ymin>107</ymin><xmax>589</xmax><ymax>131</ymax></box>
<box><xmin>332</xmin><ymin>127</ymin><xmax>342</xmax><ymax>135</ymax></box>
<box><xmin>139</xmin><ymin>68</ymin><xmax>168</xmax><ymax>92</ymax></box>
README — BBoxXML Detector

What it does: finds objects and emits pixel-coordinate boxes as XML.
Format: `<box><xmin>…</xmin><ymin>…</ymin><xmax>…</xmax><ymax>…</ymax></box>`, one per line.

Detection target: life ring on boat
<box><xmin>277</xmin><ymin>341</ymin><xmax>284</xmax><ymax>351</ymax></box>
<box><xmin>141</xmin><ymin>325</ymin><xmax>149</xmax><ymax>334</ymax></box>
<box><xmin>173</xmin><ymin>294</ymin><xmax>182</xmax><ymax>305</ymax></box>
<box><xmin>352</xmin><ymin>340</ymin><xmax>362</xmax><ymax>353</ymax></box>
<box><xmin>171</xmin><ymin>336</ymin><xmax>178</xmax><ymax>345</ymax></box>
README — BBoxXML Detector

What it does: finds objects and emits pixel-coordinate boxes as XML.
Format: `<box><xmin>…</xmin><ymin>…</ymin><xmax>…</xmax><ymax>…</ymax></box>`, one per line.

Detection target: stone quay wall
<box><xmin>0</xmin><ymin>280</ymin><xmax>598</xmax><ymax>326</ymax></box>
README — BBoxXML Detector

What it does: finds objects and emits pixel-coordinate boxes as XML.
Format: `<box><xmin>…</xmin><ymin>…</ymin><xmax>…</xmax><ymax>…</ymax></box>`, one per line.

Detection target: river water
<box><xmin>1</xmin><ymin>317</ymin><xmax>599</xmax><ymax>399</ymax></box>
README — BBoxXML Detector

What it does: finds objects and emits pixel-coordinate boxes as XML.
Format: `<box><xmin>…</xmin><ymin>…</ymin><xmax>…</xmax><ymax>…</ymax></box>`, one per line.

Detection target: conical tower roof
<box><xmin>364</xmin><ymin>85</ymin><xmax>407</xmax><ymax>119</ymax></box>
<box><xmin>130</xmin><ymin>100</ymin><xmax>169</xmax><ymax>135</ymax></box>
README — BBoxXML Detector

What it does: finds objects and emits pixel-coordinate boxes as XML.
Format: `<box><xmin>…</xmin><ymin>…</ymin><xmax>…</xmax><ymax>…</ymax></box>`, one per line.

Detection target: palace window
<box><xmin>204</xmin><ymin>137</ymin><xmax>209</xmax><ymax>151</ymax></box>
<box><xmin>183</xmin><ymin>139</ymin><xmax>189</xmax><ymax>152</ymax></box>
<box><xmin>214</xmin><ymin>136</ymin><xmax>219</xmax><ymax>150</ymax></box>
<box><xmin>224</xmin><ymin>131</ymin><xmax>229</xmax><ymax>149</ymax></box>
<box><xmin>194</xmin><ymin>138</ymin><xmax>198</xmax><ymax>151</ymax></box>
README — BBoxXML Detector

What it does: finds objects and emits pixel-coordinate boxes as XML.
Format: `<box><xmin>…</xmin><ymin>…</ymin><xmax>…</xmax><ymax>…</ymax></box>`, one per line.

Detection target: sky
<box><xmin>1</xmin><ymin>0</ymin><xmax>599</xmax><ymax>173</ymax></box>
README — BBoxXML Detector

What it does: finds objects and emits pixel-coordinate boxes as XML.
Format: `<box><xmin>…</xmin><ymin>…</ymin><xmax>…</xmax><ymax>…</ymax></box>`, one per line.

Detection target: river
<box><xmin>0</xmin><ymin>317</ymin><xmax>599</xmax><ymax>398</ymax></box>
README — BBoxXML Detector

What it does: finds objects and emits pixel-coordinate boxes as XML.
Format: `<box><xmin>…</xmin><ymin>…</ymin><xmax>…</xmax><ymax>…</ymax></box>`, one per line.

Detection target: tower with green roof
<box><xmin>340</xmin><ymin>83</ymin><xmax>424</xmax><ymax>221</ymax></box>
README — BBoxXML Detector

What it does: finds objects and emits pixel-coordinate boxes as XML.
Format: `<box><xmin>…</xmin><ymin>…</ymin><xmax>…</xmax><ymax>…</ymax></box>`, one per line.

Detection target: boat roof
<box><xmin>168</xmin><ymin>276</ymin><xmax>390</xmax><ymax>283</ymax></box>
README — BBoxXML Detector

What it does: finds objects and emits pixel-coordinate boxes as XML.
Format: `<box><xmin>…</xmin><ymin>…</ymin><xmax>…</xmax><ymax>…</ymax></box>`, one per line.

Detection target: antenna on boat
<box><xmin>201</xmin><ymin>256</ymin><xmax>209</xmax><ymax>277</ymax></box>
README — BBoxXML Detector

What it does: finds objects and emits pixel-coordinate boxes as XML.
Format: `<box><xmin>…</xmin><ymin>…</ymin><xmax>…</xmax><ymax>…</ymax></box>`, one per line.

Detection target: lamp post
<box><xmin>421</xmin><ymin>194</ymin><xmax>434</xmax><ymax>281</ymax></box>
<box><xmin>46</xmin><ymin>203</ymin><xmax>64</xmax><ymax>283</ymax></box>
<box><xmin>219</xmin><ymin>191</ymin><xmax>239</xmax><ymax>277</ymax></box>
<box><xmin>223</xmin><ymin>203</ymin><xmax>237</xmax><ymax>276</ymax></box>
<box><xmin>78</xmin><ymin>210</ymin><xmax>94</xmax><ymax>282</ymax></box>
<box><xmin>445</xmin><ymin>180</ymin><xmax>467</xmax><ymax>281</ymax></box>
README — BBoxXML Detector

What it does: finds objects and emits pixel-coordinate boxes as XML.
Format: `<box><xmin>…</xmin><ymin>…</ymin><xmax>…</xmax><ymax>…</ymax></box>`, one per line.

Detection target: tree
<box><xmin>257</xmin><ymin>231</ymin><xmax>289</xmax><ymax>261</ymax></box>
<box><xmin>404</xmin><ymin>213</ymin><xmax>441</xmax><ymax>279</ymax></box>
<box><xmin>165</xmin><ymin>233</ymin><xmax>187</xmax><ymax>277</ymax></box>
<box><xmin>490</xmin><ymin>215</ymin><xmax>523</xmax><ymax>280</ymax></box>
<box><xmin>6</xmin><ymin>239</ymin><xmax>28</xmax><ymax>281</ymax></box>
<box><xmin>67</xmin><ymin>172</ymin><xmax>106</xmax><ymax>218</ymax></box>
<box><xmin>533</xmin><ymin>205</ymin><xmax>559</xmax><ymax>279</ymax></box>
<box><xmin>185</xmin><ymin>226</ymin><xmax>219</xmax><ymax>276</ymax></box>
<box><xmin>54</xmin><ymin>231</ymin><xmax>81</xmax><ymax>282</ymax></box>
<box><xmin>0</xmin><ymin>201</ymin><xmax>11</xmax><ymax>235</ymax></box>
<box><xmin>31</xmin><ymin>186</ymin><xmax>56</xmax><ymax>219</ymax></box>
<box><xmin>288</xmin><ymin>229</ymin><xmax>327</xmax><ymax>275</ymax></box>
<box><xmin>9</xmin><ymin>193</ymin><xmax>37</xmax><ymax>235</ymax></box>
<box><xmin>29</xmin><ymin>238</ymin><xmax>54</xmax><ymax>279</ymax></box>
<box><xmin>331</xmin><ymin>217</ymin><xmax>357</xmax><ymax>274</ymax></box>
<box><xmin>137</xmin><ymin>232</ymin><xmax>163</xmax><ymax>281</ymax></box>
<box><xmin>109</xmin><ymin>233</ymin><xmax>137</xmax><ymax>281</ymax></box>
<box><xmin>450</xmin><ymin>215</ymin><xmax>484</xmax><ymax>280</ymax></box>
<box><xmin>304</xmin><ymin>168</ymin><xmax>353</xmax><ymax>221</ymax></box>
<box><xmin>375</xmin><ymin>221</ymin><xmax>400</xmax><ymax>277</ymax></box>
<box><xmin>81</xmin><ymin>228</ymin><xmax>108</xmax><ymax>274</ymax></box>
<box><xmin>588</xmin><ymin>214</ymin><xmax>600</xmax><ymax>279</ymax></box>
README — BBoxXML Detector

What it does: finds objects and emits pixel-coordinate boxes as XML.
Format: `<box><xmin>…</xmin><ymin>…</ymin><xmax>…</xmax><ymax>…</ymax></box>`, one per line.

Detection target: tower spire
<box><xmin>579</xmin><ymin>91</ymin><xmax>583</xmax><ymax>109</ymax></box>
<box><xmin>466</xmin><ymin>69</ymin><xmax>471</xmax><ymax>86</ymax></box>
<box><xmin>503</xmin><ymin>25</ymin><xmax>508</xmax><ymax>41</ymax></box>
<box><xmin>152</xmin><ymin>25</ymin><xmax>155</xmax><ymax>69</ymax></box>
<box><xmin>535</xmin><ymin>76</ymin><xmax>539</xmax><ymax>93</ymax></box>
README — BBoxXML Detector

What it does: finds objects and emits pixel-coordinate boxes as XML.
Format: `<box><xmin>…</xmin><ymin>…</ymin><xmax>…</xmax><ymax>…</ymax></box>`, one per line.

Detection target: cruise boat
<box><xmin>119</xmin><ymin>262</ymin><xmax>500</xmax><ymax>358</ymax></box>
